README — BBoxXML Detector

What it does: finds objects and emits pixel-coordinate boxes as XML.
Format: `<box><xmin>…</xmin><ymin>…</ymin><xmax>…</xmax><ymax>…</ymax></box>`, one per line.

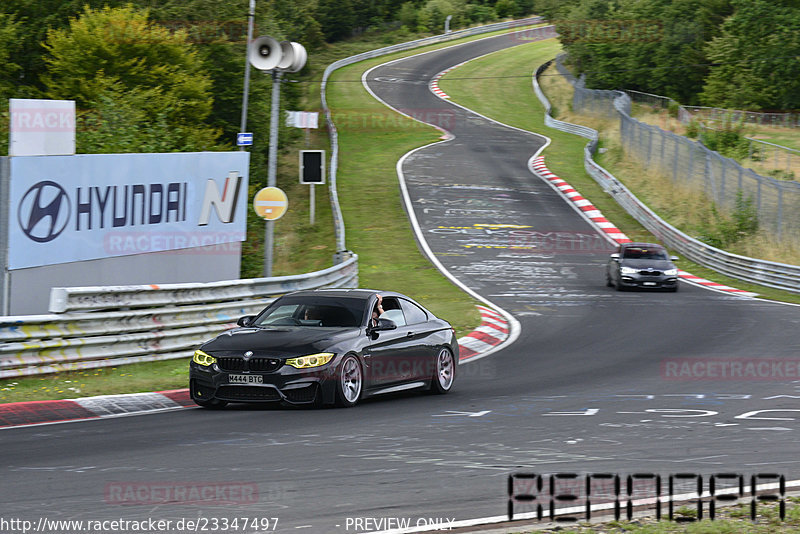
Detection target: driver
<box><xmin>304</xmin><ymin>306</ymin><xmax>323</xmax><ymax>323</ymax></box>
<box><xmin>370</xmin><ymin>294</ymin><xmax>384</xmax><ymax>327</ymax></box>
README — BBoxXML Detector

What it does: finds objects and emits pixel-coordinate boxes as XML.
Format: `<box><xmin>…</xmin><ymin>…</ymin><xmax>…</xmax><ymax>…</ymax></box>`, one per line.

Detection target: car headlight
<box><xmin>620</xmin><ymin>266</ymin><xmax>638</xmax><ymax>274</ymax></box>
<box><xmin>193</xmin><ymin>349</ymin><xmax>217</xmax><ymax>366</ymax></box>
<box><xmin>664</xmin><ymin>268</ymin><xmax>678</xmax><ymax>276</ymax></box>
<box><xmin>285</xmin><ymin>353</ymin><xmax>334</xmax><ymax>369</ymax></box>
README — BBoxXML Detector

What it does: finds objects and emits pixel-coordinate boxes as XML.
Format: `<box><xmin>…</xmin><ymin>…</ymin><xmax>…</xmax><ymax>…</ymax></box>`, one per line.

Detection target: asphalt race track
<box><xmin>2</xmin><ymin>32</ymin><xmax>800</xmax><ymax>533</ymax></box>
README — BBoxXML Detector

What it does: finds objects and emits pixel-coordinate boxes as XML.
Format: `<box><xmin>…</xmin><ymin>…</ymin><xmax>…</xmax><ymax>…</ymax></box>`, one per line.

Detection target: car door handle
<box><xmin>406</xmin><ymin>331</ymin><xmax>414</xmax><ymax>337</ymax></box>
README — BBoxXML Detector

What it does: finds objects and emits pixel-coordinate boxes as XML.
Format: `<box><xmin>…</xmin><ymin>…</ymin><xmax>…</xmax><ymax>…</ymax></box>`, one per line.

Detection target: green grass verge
<box><xmin>0</xmin><ymin>360</ymin><xmax>188</xmax><ymax>403</ymax></box>
<box><xmin>438</xmin><ymin>40</ymin><xmax>800</xmax><ymax>305</ymax></box>
<box><xmin>754</xmin><ymin>129</ymin><xmax>800</xmax><ymax>152</ymax></box>
<box><xmin>0</xmin><ymin>24</ymin><xmax>555</xmax><ymax>404</ymax></box>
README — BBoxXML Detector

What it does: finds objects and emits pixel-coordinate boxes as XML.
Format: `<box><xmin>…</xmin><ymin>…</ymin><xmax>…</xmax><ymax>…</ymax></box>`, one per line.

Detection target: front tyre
<box><xmin>335</xmin><ymin>354</ymin><xmax>362</xmax><ymax>407</ymax></box>
<box><xmin>430</xmin><ymin>347</ymin><xmax>456</xmax><ymax>394</ymax></box>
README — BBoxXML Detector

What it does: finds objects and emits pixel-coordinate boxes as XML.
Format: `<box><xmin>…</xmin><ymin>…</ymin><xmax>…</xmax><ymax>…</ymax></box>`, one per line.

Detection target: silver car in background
<box><xmin>606</xmin><ymin>242</ymin><xmax>679</xmax><ymax>292</ymax></box>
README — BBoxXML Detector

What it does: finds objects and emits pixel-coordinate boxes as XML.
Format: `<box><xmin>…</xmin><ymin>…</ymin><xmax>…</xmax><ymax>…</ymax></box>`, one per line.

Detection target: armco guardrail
<box><xmin>0</xmin><ymin>255</ymin><xmax>358</xmax><ymax>378</ymax></box>
<box><xmin>322</xmin><ymin>16</ymin><xmax>544</xmax><ymax>255</ymax></box>
<box><xmin>534</xmin><ymin>60</ymin><xmax>800</xmax><ymax>293</ymax></box>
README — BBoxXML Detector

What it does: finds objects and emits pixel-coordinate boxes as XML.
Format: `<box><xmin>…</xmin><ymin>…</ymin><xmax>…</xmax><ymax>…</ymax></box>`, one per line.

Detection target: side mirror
<box><xmin>237</xmin><ymin>315</ymin><xmax>256</xmax><ymax>327</ymax></box>
<box><xmin>369</xmin><ymin>318</ymin><xmax>397</xmax><ymax>333</ymax></box>
<box><xmin>670</xmin><ymin>255</ymin><xmax>679</xmax><ymax>261</ymax></box>
<box><xmin>610</xmin><ymin>253</ymin><xmax>620</xmax><ymax>260</ymax></box>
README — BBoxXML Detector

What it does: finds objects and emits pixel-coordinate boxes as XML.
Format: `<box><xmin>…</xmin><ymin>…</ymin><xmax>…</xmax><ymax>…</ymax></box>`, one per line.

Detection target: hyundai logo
<box><xmin>18</xmin><ymin>181</ymin><xmax>70</xmax><ymax>243</ymax></box>
<box><xmin>244</xmin><ymin>351</ymin><xmax>253</xmax><ymax>359</ymax></box>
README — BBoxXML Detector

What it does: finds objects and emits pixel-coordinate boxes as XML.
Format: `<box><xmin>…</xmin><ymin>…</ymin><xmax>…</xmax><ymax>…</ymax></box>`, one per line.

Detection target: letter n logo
<box><xmin>198</xmin><ymin>172</ymin><xmax>242</xmax><ymax>225</ymax></box>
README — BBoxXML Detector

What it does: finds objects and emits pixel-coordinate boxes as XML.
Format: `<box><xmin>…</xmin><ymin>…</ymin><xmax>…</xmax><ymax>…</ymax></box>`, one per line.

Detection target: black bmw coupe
<box><xmin>189</xmin><ymin>289</ymin><xmax>459</xmax><ymax>408</ymax></box>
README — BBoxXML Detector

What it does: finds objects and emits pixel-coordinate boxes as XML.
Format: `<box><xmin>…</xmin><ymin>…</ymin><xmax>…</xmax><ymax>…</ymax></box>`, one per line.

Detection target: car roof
<box><xmin>282</xmin><ymin>288</ymin><xmax>403</xmax><ymax>300</ymax></box>
<box><xmin>621</xmin><ymin>242</ymin><xmax>665</xmax><ymax>249</ymax></box>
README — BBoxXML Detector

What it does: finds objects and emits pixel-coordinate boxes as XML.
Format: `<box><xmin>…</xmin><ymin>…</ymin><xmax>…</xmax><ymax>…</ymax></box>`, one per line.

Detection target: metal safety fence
<box><xmin>623</xmin><ymin>90</ymin><xmax>800</xmax><ymax>181</ymax></box>
<box><xmin>534</xmin><ymin>60</ymin><xmax>800</xmax><ymax>293</ymax></box>
<box><xmin>563</xmin><ymin>57</ymin><xmax>800</xmax><ymax>241</ymax></box>
<box><xmin>0</xmin><ymin>255</ymin><xmax>358</xmax><ymax>378</ymax></box>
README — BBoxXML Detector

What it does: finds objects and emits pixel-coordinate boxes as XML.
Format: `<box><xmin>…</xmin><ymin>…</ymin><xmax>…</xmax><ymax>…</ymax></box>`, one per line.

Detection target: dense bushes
<box><xmin>551</xmin><ymin>0</ymin><xmax>800</xmax><ymax>111</ymax></box>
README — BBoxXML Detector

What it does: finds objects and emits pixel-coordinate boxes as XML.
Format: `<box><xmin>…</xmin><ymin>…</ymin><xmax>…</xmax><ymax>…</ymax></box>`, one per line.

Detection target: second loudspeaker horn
<box><xmin>276</xmin><ymin>41</ymin><xmax>307</xmax><ymax>73</ymax></box>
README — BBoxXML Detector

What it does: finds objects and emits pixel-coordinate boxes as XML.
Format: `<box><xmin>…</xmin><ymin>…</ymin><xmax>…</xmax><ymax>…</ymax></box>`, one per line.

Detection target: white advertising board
<box><xmin>8</xmin><ymin>152</ymin><xmax>249</xmax><ymax>269</ymax></box>
<box><xmin>9</xmin><ymin>99</ymin><xmax>76</xmax><ymax>156</ymax></box>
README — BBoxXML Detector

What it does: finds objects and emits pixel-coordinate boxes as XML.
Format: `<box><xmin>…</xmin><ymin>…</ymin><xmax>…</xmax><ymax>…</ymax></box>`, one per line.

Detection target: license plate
<box><xmin>229</xmin><ymin>374</ymin><xmax>263</xmax><ymax>384</ymax></box>
<box><xmin>643</xmin><ymin>282</ymin><xmax>657</xmax><ymax>286</ymax></box>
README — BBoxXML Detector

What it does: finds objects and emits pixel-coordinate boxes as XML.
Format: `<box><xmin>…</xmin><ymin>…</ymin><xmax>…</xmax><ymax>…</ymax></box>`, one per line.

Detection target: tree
<box><xmin>494</xmin><ymin>0</ymin><xmax>516</xmax><ymax>18</ymax></box>
<box><xmin>701</xmin><ymin>0</ymin><xmax>800</xmax><ymax>110</ymax></box>
<box><xmin>465</xmin><ymin>4</ymin><xmax>497</xmax><ymax>23</ymax></box>
<box><xmin>0</xmin><ymin>14</ymin><xmax>21</xmax><ymax>98</ymax></box>
<box><xmin>1</xmin><ymin>0</ymin><xmax>130</xmax><ymax>92</ymax></box>
<box><xmin>398</xmin><ymin>2</ymin><xmax>418</xmax><ymax>29</ymax></box>
<box><xmin>317</xmin><ymin>0</ymin><xmax>356</xmax><ymax>41</ymax></box>
<box><xmin>77</xmin><ymin>88</ymin><xmax>223</xmax><ymax>153</ymax></box>
<box><xmin>41</xmin><ymin>5</ymin><xmax>221</xmax><ymax>152</ymax></box>
<box><xmin>418</xmin><ymin>0</ymin><xmax>463</xmax><ymax>32</ymax></box>
<box><xmin>558</xmin><ymin>0</ymin><xmax>735</xmax><ymax>105</ymax></box>
<box><xmin>511</xmin><ymin>0</ymin><xmax>535</xmax><ymax>18</ymax></box>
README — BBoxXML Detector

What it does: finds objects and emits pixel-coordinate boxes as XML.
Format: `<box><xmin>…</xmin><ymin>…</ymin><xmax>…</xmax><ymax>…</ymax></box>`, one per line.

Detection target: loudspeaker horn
<box><xmin>249</xmin><ymin>36</ymin><xmax>282</xmax><ymax>71</ymax></box>
<box><xmin>276</xmin><ymin>41</ymin><xmax>307</xmax><ymax>73</ymax></box>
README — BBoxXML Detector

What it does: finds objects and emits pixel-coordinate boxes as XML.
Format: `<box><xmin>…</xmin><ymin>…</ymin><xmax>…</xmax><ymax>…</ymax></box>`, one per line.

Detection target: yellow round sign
<box><xmin>253</xmin><ymin>187</ymin><xmax>288</xmax><ymax>220</ymax></box>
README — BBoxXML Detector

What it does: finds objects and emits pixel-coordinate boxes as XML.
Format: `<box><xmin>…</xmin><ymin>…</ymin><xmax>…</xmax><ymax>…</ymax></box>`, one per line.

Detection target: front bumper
<box><xmin>618</xmin><ymin>274</ymin><xmax>678</xmax><ymax>289</ymax></box>
<box><xmin>189</xmin><ymin>360</ymin><xmax>339</xmax><ymax>405</ymax></box>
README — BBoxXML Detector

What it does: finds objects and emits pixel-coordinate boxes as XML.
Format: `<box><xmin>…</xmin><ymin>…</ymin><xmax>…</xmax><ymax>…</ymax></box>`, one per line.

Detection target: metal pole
<box><xmin>310</xmin><ymin>184</ymin><xmax>315</xmax><ymax>226</ymax></box>
<box><xmin>239</xmin><ymin>0</ymin><xmax>256</xmax><ymax>151</ymax></box>
<box><xmin>264</xmin><ymin>70</ymin><xmax>282</xmax><ymax>277</ymax></box>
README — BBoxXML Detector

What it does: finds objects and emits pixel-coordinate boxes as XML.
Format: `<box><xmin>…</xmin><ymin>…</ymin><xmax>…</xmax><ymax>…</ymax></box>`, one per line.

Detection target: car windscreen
<box><xmin>622</xmin><ymin>247</ymin><xmax>667</xmax><ymax>260</ymax></box>
<box><xmin>252</xmin><ymin>296</ymin><xmax>367</xmax><ymax>328</ymax></box>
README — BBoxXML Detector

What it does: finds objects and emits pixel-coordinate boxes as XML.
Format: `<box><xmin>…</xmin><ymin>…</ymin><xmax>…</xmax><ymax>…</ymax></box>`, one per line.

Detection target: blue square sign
<box><xmin>237</xmin><ymin>132</ymin><xmax>253</xmax><ymax>146</ymax></box>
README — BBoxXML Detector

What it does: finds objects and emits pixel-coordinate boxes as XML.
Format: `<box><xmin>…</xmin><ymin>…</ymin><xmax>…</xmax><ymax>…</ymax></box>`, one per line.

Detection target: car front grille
<box><xmin>216</xmin><ymin>357</ymin><xmax>282</xmax><ymax>372</ymax></box>
<box><xmin>638</xmin><ymin>270</ymin><xmax>662</xmax><ymax>276</ymax></box>
<box><xmin>283</xmin><ymin>384</ymin><xmax>319</xmax><ymax>404</ymax></box>
<box><xmin>216</xmin><ymin>385</ymin><xmax>282</xmax><ymax>402</ymax></box>
<box><xmin>217</xmin><ymin>357</ymin><xmax>246</xmax><ymax>371</ymax></box>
